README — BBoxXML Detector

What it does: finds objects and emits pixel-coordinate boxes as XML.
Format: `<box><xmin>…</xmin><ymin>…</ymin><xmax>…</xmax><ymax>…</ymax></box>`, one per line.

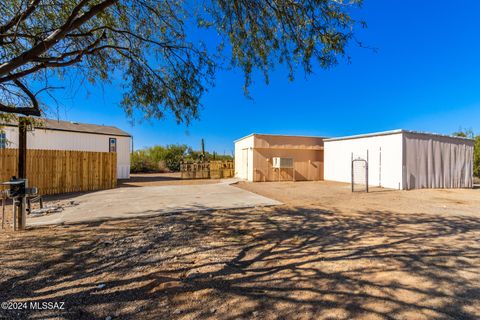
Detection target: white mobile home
<box><xmin>0</xmin><ymin>119</ymin><xmax>132</xmax><ymax>179</ymax></box>
<box><xmin>324</xmin><ymin>130</ymin><xmax>474</xmax><ymax>190</ymax></box>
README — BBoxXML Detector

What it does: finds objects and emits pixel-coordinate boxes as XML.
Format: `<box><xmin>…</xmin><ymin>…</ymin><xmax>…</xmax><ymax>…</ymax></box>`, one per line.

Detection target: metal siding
<box><xmin>235</xmin><ymin>134</ymin><xmax>324</xmax><ymax>182</ymax></box>
<box><xmin>116</xmin><ymin>137</ymin><xmax>131</xmax><ymax>179</ymax></box>
<box><xmin>324</xmin><ymin>133</ymin><xmax>404</xmax><ymax>189</ymax></box>
<box><xmin>234</xmin><ymin>136</ymin><xmax>254</xmax><ymax>181</ymax></box>
<box><xmin>403</xmin><ymin>132</ymin><xmax>474</xmax><ymax>189</ymax></box>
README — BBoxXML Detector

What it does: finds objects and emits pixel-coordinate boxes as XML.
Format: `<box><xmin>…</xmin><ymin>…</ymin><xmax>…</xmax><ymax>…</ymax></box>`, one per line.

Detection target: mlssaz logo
<box><xmin>29</xmin><ymin>301</ymin><xmax>65</xmax><ymax>310</ymax></box>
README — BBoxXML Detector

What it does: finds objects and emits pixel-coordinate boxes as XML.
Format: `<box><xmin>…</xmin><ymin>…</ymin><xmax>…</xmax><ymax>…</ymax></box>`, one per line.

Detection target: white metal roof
<box><xmin>234</xmin><ymin>133</ymin><xmax>327</xmax><ymax>143</ymax></box>
<box><xmin>1</xmin><ymin>118</ymin><xmax>131</xmax><ymax>137</ymax></box>
<box><xmin>324</xmin><ymin>129</ymin><xmax>474</xmax><ymax>143</ymax></box>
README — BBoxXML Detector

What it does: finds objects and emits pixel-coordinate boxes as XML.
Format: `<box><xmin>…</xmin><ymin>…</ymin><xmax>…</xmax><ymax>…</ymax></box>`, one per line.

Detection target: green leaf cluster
<box><xmin>1</xmin><ymin>0</ymin><xmax>363</xmax><ymax>121</ymax></box>
<box><xmin>452</xmin><ymin>129</ymin><xmax>480</xmax><ymax>177</ymax></box>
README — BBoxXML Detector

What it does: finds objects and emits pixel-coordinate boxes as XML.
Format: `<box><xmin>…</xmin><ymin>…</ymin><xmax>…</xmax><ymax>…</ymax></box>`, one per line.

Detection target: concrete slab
<box><xmin>28</xmin><ymin>181</ymin><xmax>281</xmax><ymax>226</ymax></box>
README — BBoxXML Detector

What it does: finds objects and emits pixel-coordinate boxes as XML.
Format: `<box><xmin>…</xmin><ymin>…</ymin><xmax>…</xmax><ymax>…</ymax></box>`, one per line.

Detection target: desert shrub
<box><xmin>130</xmin><ymin>150</ymin><xmax>157</xmax><ymax>173</ymax></box>
<box><xmin>163</xmin><ymin>144</ymin><xmax>189</xmax><ymax>171</ymax></box>
<box><xmin>453</xmin><ymin>129</ymin><xmax>480</xmax><ymax>178</ymax></box>
<box><xmin>131</xmin><ymin>143</ymin><xmax>233</xmax><ymax>173</ymax></box>
<box><xmin>183</xmin><ymin>150</ymin><xmax>233</xmax><ymax>162</ymax></box>
<box><xmin>130</xmin><ymin>144</ymin><xmax>189</xmax><ymax>173</ymax></box>
<box><xmin>211</xmin><ymin>153</ymin><xmax>233</xmax><ymax>161</ymax></box>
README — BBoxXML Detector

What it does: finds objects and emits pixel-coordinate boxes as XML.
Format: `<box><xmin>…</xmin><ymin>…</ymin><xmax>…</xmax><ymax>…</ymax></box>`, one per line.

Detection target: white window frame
<box><xmin>109</xmin><ymin>137</ymin><xmax>117</xmax><ymax>152</ymax></box>
<box><xmin>0</xmin><ymin>131</ymin><xmax>6</xmax><ymax>149</ymax></box>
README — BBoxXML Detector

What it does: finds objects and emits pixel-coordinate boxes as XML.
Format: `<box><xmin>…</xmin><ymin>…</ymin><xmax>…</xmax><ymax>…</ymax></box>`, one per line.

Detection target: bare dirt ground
<box><xmin>0</xmin><ymin>181</ymin><xmax>479</xmax><ymax>320</ymax></box>
<box><xmin>237</xmin><ymin>180</ymin><xmax>480</xmax><ymax>217</ymax></box>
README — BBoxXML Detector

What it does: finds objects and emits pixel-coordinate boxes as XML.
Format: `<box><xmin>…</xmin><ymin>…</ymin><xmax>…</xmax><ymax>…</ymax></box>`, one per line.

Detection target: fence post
<box><xmin>17</xmin><ymin>117</ymin><xmax>27</xmax><ymax>230</ymax></box>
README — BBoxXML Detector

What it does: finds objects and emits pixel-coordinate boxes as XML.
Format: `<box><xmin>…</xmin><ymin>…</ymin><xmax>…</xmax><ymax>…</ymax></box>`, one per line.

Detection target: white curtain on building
<box><xmin>403</xmin><ymin>133</ymin><xmax>474</xmax><ymax>189</ymax></box>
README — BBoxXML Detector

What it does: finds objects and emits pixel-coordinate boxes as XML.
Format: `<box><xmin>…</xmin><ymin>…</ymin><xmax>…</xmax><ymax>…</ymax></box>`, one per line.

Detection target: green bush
<box><xmin>130</xmin><ymin>143</ymin><xmax>233</xmax><ymax>173</ymax></box>
<box><xmin>129</xmin><ymin>144</ymin><xmax>187</xmax><ymax>173</ymax></box>
<box><xmin>453</xmin><ymin>129</ymin><xmax>480</xmax><ymax>177</ymax></box>
<box><xmin>130</xmin><ymin>150</ymin><xmax>157</xmax><ymax>173</ymax></box>
<box><xmin>145</xmin><ymin>144</ymin><xmax>190</xmax><ymax>171</ymax></box>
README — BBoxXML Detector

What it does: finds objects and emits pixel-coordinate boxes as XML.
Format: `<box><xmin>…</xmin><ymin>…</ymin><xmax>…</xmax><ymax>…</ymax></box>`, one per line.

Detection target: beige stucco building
<box><xmin>234</xmin><ymin>134</ymin><xmax>324</xmax><ymax>182</ymax></box>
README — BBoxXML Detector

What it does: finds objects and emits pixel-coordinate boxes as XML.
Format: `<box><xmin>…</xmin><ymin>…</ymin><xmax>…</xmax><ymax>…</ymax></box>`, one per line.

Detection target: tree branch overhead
<box><xmin>0</xmin><ymin>0</ymin><xmax>362</xmax><ymax>119</ymax></box>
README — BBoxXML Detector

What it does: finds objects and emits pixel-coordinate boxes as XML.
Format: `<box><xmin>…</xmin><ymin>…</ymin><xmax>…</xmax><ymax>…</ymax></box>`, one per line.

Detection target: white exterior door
<box><xmin>241</xmin><ymin>148</ymin><xmax>249</xmax><ymax>179</ymax></box>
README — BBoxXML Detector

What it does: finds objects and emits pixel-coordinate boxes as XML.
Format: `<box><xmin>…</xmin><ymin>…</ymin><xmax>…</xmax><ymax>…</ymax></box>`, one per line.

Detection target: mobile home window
<box><xmin>109</xmin><ymin>138</ymin><xmax>117</xmax><ymax>152</ymax></box>
<box><xmin>0</xmin><ymin>131</ymin><xmax>6</xmax><ymax>149</ymax></box>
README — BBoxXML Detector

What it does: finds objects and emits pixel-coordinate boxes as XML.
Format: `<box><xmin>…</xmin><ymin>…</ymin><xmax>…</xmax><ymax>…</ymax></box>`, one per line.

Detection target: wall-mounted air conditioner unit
<box><xmin>272</xmin><ymin>157</ymin><xmax>294</xmax><ymax>168</ymax></box>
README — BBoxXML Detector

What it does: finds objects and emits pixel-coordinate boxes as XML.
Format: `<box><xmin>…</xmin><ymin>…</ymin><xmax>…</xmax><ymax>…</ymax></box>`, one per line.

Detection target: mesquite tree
<box><xmin>0</xmin><ymin>0</ymin><xmax>363</xmax><ymax>121</ymax></box>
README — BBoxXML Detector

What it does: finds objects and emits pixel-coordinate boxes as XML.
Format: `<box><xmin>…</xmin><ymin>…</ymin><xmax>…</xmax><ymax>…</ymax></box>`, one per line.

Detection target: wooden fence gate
<box><xmin>0</xmin><ymin>149</ymin><xmax>117</xmax><ymax>195</ymax></box>
<box><xmin>180</xmin><ymin>160</ymin><xmax>234</xmax><ymax>179</ymax></box>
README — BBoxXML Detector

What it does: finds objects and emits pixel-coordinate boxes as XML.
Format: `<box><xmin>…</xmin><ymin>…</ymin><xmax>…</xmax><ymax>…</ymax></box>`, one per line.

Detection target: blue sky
<box><xmin>44</xmin><ymin>0</ymin><xmax>480</xmax><ymax>154</ymax></box>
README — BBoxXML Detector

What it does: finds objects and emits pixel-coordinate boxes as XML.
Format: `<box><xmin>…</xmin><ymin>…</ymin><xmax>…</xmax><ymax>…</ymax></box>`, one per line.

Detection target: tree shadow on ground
<box><xmin>0</xmin><ymin>205</ymin><xmax>479</xmax><ymax>319</ymax></box>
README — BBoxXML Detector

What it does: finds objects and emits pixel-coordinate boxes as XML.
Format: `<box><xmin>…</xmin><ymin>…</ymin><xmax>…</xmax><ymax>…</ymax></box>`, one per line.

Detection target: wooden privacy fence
<box><xmin>181</xmin><ymin>160</ymin><xmax>234</xmax><ymax>179</ymax></box>
<box><xmin>0</xmin><ymin>149</ymin><xmax>117</xmax><ymax>195</ymax></box>
<box><xmin>210</xmin><ymin>160</ymin><xmax>234</xmax><ymax>179</ymax></box>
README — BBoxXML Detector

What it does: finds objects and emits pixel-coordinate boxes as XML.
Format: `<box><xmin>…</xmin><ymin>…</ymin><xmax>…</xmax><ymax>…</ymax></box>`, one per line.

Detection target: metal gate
<box><xmin>352</xmin><ymin>157</ymin><xmax>369</xmax><ymax>192</ymax></box>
